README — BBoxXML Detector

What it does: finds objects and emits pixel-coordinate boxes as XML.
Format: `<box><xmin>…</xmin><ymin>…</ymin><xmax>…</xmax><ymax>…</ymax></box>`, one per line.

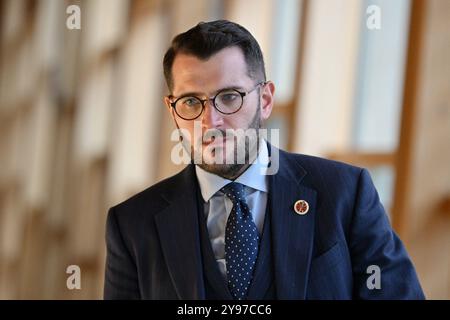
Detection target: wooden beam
<box><xmin>392</xmin><ymin>0</ymin><xmax>426</xmax><ymax>240</ymax></box>
<box><xmin>288</xmin><ymin>0</ymin><xmax>309</xmax><ymax>152</ymax></box>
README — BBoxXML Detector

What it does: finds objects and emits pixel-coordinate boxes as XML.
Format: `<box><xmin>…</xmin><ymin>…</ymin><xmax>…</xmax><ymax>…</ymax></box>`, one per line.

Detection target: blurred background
<box><xmin>0</xmin><ymin>0</ymin><xmax>449</xmax><ymax>299</ymax></box>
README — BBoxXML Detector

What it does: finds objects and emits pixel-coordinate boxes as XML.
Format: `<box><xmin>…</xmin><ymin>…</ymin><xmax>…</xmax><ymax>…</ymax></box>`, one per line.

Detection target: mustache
<box><xmin>199</xmin><ymin>128</ymin><xmax>235</xmax><ymax>143</ymax></box>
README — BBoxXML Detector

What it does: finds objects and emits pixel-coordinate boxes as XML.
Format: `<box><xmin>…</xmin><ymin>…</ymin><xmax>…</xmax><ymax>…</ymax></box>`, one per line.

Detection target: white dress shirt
<box><xmin>195</xmin><ymin>140</ymin><xmax>270</xmax><ymax>279</ymax></box>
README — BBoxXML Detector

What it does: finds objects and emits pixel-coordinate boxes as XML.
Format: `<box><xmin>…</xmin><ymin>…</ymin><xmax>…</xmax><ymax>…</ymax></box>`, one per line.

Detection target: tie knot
<box><xmin>221</xmin><ymin>182</ymin><xmax>246</xmax><ymax>203</ymax></box>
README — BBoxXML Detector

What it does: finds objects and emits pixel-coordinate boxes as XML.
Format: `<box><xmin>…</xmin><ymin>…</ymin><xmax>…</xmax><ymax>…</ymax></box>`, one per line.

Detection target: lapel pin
<box><xmin>294</xmin><ymin>200</ymin><xmax>309</xmax><ymax>215</ymax></box>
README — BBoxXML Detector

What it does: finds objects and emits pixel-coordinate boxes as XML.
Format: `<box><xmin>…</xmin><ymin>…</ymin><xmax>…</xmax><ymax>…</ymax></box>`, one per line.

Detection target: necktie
<box><xmin>221</xmin><ymin>182</ymin><xmax>260</xmax><ymax>300</ymax></box>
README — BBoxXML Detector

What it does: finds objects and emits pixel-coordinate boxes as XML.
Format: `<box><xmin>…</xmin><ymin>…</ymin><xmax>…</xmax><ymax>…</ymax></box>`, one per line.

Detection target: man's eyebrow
<box><xmin>174</xmin><ymin>86</ymin><xmax>246</xmax><ymax>98</ymax></box>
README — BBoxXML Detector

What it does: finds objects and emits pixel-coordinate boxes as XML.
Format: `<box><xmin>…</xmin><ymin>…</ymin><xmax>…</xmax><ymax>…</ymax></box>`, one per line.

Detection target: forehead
<box><xmin>171</xmin><ymin>46</ymin><xmax>253</xmax><ymax>95</ymax></box>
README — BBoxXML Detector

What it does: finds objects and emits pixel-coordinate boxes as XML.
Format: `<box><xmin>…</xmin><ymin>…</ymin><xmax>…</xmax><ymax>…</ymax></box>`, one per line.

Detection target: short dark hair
<box><xmin>163</xmin><ymin>20</ymin><xmax>266</xmax><ymax>92</ymax></box>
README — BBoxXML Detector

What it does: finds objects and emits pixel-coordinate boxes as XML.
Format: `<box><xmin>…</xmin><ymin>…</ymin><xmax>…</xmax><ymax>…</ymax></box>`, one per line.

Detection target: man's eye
<box><xmin>181</xmin><ymin>98</ymin><xmax>200</xmax><ymax>107</ymax></box>
<box><xmin>220</xmin><ymin>93</ymin><xmax>239</xmax><ymax>102</ymax></box>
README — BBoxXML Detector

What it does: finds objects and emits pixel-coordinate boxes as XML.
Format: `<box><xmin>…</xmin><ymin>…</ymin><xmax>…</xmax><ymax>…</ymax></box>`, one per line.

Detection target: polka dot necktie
<box><xmin>221</xmin><ymin>182</ymin><xmax>260</xmax><ymax>300</ymax></box>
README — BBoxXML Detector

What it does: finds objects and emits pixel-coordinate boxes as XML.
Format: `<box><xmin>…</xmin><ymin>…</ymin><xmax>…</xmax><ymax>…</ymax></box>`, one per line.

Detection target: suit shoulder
<box><xmin>110</xmin><ymin>166</ymin><xmax>189</xmax><ymax>218</ymax></box>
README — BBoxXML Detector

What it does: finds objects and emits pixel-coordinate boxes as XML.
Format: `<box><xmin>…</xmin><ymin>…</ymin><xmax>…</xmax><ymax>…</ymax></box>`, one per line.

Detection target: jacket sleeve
<box><xmin>349</xmin><ymin>168</ymin><xmax>425</xmax><ymax>299</ymax></box>
<box><xmin>104</xmin><ymin>206</ymin><xmax>140</xmax><ymax>299</ymax></box>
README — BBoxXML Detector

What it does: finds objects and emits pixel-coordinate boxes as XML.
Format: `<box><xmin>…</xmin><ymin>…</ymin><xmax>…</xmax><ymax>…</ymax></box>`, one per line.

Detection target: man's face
<box><xmin>165</xmin><ymin>46</ymin><xmax>274</xmax><ymax>178</ymax></box>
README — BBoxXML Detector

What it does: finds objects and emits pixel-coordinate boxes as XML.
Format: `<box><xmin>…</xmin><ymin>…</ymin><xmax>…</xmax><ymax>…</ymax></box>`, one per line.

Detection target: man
<box><xmin>104</xmin><ymin>20</ymin><xmax>424</xmax><ymax>300</ymax></box>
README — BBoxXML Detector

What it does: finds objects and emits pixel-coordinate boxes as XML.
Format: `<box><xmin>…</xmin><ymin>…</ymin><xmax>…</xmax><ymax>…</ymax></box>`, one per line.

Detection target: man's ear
<box><xmin>260</xmin><ymin>81</ymin><xmax>275</xmax><ymax>121</ymax></box>
<box><xmin>164</xmin><ymin>96</ymin><xmax>177</xmax><ymax>119</ymax></box>
<box><xmin>164</xmin><ymin>96</ymin><xmax>172</xmax><ymax>111</ymax></box>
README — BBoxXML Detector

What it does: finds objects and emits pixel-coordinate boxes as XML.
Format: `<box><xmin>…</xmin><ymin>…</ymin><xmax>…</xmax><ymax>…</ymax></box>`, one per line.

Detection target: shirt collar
<box><xmin>195</xmin><ymin>139</ymin><xmax>270</xmax><ymax>202</ymax></box>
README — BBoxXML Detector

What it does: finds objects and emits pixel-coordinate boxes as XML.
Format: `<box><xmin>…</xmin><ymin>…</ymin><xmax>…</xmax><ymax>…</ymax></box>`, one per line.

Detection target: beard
<box><xmin>197</xmin><ymin>106</ymin><xmax>262</xmax><ymax>180</ymax></box>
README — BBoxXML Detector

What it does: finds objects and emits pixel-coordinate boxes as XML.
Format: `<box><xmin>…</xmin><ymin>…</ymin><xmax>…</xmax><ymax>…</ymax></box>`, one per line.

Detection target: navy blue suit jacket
<box><xmin>104</xmin><ymin>146</ymin><xmax>425</xmax><ymax>299</ymax></box>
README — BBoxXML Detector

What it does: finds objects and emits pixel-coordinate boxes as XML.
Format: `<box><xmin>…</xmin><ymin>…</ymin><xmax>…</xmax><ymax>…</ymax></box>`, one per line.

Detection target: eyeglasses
<box><xmin>168</xmin><ymin>82</ymin><xmax>266</xmax><ymax>120</ymax></box>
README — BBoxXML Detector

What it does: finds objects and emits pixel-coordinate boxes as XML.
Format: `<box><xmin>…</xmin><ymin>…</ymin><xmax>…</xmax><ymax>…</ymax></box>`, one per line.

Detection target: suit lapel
<box><xmin>269</xmin><ymin>147</ymin><xmax>317</xmax><ymax>299</ymax></box>
<box><xmin>154</xmin><ymin>165</ymin><xmax>205</xmax><ymax>299</ymax></box>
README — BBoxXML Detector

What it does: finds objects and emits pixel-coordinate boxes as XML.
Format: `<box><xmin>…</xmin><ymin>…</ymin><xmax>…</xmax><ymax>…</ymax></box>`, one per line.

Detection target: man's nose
<box><xmin>201</xmin><ymin>99</ymin><xmax>223</xmax><ymax>128</ymax></box>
